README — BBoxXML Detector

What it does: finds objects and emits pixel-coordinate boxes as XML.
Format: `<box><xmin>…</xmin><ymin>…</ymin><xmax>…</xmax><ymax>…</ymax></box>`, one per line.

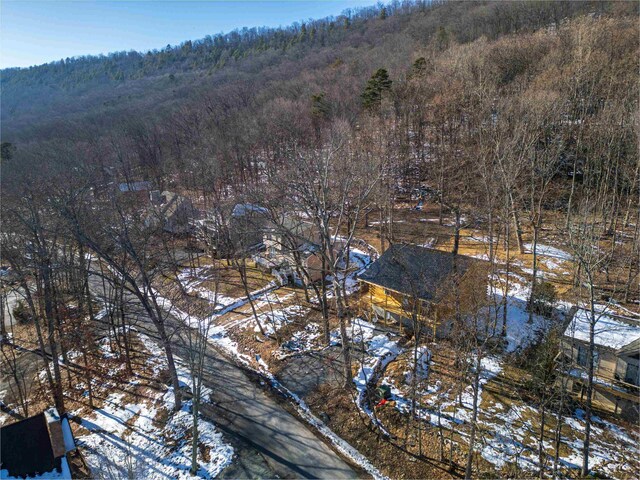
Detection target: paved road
<box><xmin>88</xmin><ymin>274</ymin><xmax>360</xmax><ymax>479</ymax></box>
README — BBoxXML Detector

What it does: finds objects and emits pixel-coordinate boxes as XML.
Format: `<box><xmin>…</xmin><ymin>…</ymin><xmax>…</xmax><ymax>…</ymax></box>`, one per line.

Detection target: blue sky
<box><xmin>0</xmin><ymin>0</ymin><xmax>372</xmax><ymax>68</ymax></box>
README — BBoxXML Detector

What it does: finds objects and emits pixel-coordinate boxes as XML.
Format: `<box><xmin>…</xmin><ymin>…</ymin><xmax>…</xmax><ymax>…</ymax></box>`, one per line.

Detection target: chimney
<box><xmin>44</xmin><ymin>408</ymin><xmax>66</xmax><ymax>458</ymax></box>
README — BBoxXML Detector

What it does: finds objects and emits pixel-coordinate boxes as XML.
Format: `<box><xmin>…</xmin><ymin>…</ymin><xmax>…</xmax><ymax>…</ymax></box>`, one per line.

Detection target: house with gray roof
<box><xmin>358</xmin><ymin>244</ymin><xmax>488</xmax><ymax>337</ymax></box>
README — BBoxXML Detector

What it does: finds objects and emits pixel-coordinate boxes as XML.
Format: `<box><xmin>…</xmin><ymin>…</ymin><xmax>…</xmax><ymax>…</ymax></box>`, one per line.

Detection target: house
<box><xmin>358</xmin><ymin>244</ymin><xmax>488</xmax><ymax>337</ymax></box>
<box><xmin>116</xmin><ymin>180</ymin><xmax>153</xmax><ymax>202</ymax></box>
<box><xmin>560</xmin><ymin>307</ymin><xmax>640</xmax><ymax>420</ymax></box>
<box><xmin>196</xmin><ymin>203</ymin><xmax>268</xmax><ymax>257</ymax></box>
<box><xmin>94</xmin><ymin>179</ymin><xmax>153</xmax><ymax>202</ymax></box>
<box><xmin>228</xmin><ymin>203</ymin><xmax>269</xmax><ymax>253</ymax></box>
<box><xmin>118</xmin><ymin>180</ymin><xmax>152</xmax><ymax>194</ymax></box>
<box><xmin>256</xmin><ymin>215</ymin><xmax>323</xmax><ymax>285</ymax></box>
<box><xmin>148</xmin><ymin>190</ymin><xmax>197</xmax><ymax>235</ymax></box>
<box><xmin>1</xmin><ymin>408</ymin><xmax>77</xmax><ymax>478</ymax></box>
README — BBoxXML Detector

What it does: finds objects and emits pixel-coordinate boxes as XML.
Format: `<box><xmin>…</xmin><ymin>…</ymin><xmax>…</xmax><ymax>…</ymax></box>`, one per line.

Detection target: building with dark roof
<box><xmin>358</xmin><ymin>244</ymin><xmax>488</xmax><ymax>337</ymax></box>
<box><xmin>147</xmin><ymin>190</ymin><xmax>198</xmax><ymax>235</ymax></box>
<box><xmin>258</xmin><ymin>215</ymin><xmax>322</xmax><ymax>283</ymax></box>
<box><xmin>1</xmin><ymin>408</ymin><xmax>75</xmax><ymax>478</ymax></box>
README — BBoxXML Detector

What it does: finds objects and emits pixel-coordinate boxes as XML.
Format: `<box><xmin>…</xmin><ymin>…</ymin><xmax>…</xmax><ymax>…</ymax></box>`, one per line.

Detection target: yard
<box><xmin>159</xmin><ymin>202</ymin><xmax>639</xmax><ymax>479</ymax></box>
<box><xmin>59</xmin><ymin>201</ymin><xmax>635</xmax><ymax>480</ymax></box>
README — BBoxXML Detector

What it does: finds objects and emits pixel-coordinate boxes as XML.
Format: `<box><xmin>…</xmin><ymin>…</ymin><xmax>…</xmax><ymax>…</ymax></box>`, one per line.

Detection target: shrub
<box><xmin>12</xmin><ymin>300</ymin><xmax>33</xmax><ymax>324</ymax></box>
<box><xmin>530</xmin><ymin>281</ymin><xmax>556</xmax><ymax>317</ymax></box>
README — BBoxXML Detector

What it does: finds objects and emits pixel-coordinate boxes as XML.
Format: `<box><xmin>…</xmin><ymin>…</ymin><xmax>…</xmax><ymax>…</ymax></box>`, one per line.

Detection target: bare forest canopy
<box><xmin>1</xmin><ymin>3</ymin><xmax>639</xmax><ymax>476</ymax></box>
<box><xmin>1</xmin><ymin>0</ymin><xmax>636</xmax><ymax>144</ymax></box>
<box><xmin>1</xmin><ymin>0</ymin><xmax>638</xmax><ymax>244</ymax></box>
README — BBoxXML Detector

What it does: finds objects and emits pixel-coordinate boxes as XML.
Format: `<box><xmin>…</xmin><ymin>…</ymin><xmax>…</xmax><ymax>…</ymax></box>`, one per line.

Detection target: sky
<box><xmin>0</xmin><ymin>0</ymin><xmax>373</xmax><ymax>69</ymax></box>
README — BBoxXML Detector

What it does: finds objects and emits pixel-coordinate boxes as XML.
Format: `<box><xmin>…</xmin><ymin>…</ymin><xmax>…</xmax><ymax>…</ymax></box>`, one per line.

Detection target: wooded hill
<box><xmin>1</xmin><ymin>3</ymin><xmax>639</xmax><ymax>477</ymax></box>
<box><xmin>1</xmin><ymin>0</ymin><xmax>633</xmax><ymax>144</ymax></box>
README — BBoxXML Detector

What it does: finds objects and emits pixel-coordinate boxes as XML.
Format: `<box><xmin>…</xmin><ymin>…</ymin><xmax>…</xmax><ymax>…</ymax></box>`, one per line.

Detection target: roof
<box><xmin>0</xmin><ymin>413</ymin><xmax>59</xmax><ymax>477</ymax></box>
<box><xmin>564</xmin><ymin>308</ymin><xmax>640</xmax><ymax>351</ymax></box>
<box><xmin>267</xmin><ymin>215</ymin><xmax>316</xmax><ymax>241</ymax></box>
<box><xmin>118</xmin><ymin>181</ymin><xmax>152</xmax><ymax>192</ymax></box>
<box><xmin>159</xmin><ymin>191</ymin><xmax>192</xmax><ymax>217</ymax></box>
<box><xmin>231</xmin><ymin>203</ymin><xmax>268</xmax><ymax>218</ymax></box>
<box><xmin>358</xmin><ymin>244</ymin><xmax>477</xmax><ymax>302</ymax></box>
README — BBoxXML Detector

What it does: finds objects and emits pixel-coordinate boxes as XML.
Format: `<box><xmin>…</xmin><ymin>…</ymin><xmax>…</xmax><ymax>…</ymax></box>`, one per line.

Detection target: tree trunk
<box><xmin>191</xmin><ymin>392</ymin><xmax>200</xmax><ymax>475</ymax></box>
<box><xmin>538</xmin><ymin>397</ymin><xmax>546</xmax><ymax>479</ymax></box>
<box><xmin>511</xmin><ymin>201</ymin><xmax>525</xmax><ymax>255</ymax></box>
<box><xmin>452</xmin><ymin>210</ymin><xmax>461</xmax><ymax>256</ymax></box>
<box><xmin>41</xmin><ymin>266</ymin><xmax>66</xmax><ymax>415</ymax></box>
<box><xmin>528</xmin><ymin>223</ymin><xmax>539</xmax><ymax>324</ymax></box>
<box><xmin>581</xmin><ymin>280</ymin><xmax>596</xmax><ymax>477</ymax></box>
<box><xmin>464</xmin><ymin>355</ymin><xmax>481</xmax><ymax>479</ymax></box>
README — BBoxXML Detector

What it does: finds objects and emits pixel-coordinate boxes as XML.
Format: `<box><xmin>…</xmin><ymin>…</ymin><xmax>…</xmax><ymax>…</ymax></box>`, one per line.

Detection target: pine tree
<box><xmin>410</xmin><ymin>57</ymin><xmax>428</xmax><ymax>77</ymax></box>
<box><xmin>1</xmin><ymin>142</ymin><xmax>16</xmax><ymax>162</ymax></box>
<box><xmin>311</xmin><ymin>92</ymin><xmax>330</xmax><ymax>119</ymax></box>
<box><xmin>361</xmin><ymin>68</ymin><xmax>392</xmax><ymax>110</ymax></box>
<box><xmin>436</xmin><ymin>26</ymin><xmax>450</xmax><ymax>50</ymax></box>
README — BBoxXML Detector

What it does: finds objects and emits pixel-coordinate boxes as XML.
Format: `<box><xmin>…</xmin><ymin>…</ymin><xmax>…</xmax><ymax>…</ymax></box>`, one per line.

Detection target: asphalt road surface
<box><xmin>87</xmin><ymin>273</ymin><xmax>361</xmax><ymax>479</ymax></box>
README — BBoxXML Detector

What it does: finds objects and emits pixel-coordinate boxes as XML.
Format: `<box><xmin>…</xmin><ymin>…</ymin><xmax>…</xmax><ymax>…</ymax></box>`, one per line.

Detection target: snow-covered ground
<box><xmin>404</xmin><ymin>346</ymin><xmax>431</xmax><ymax>385</ymax></box>
<box><xmin>368</xmin><ymin>338</ymin><xmax>638</xmax><ymax>478</ymax></box>
<box><xmin>524</xmin><ymin>243</ymin><xmax>573</xmax><ymax>261</ymax></box>
<box><xmin>352</xmin><ymin>327</ymin><xmax>402</xmax><ymax>436</ymax></box>
<box><xmin>489</xmin><ymin>272</ymin><xmax>558</xmax><ymax>353</ymax></box>
<box><xmin>153</xmin><ymin>266</ymin><xmax>389</xmax><ymax>480</ymax></box>
<box><xmin>323</xmin><ymin>247</ymin><xmax>373</xmax><ymax>299</ymax></box>
<box><xmin>339</xmin><ymin>243</ymin><xmax>637</xmax><ymax>478</ymax></box>
<box><xmin>277</xmin><ymin>322</ymin><xmax>322</xmax><ymax>357</ymax></box>
<box><xmin>159</xmin><ymin>236</ymin><xmax>639</xmax><ymax>478</ymax></box>
<box><xmin>240</xmin><ymin>303</ymin><xmax>309</xmax><ymax>336</ymax></box>
<box><xmin>73</xmin><ymin>332</ymin><xmax>233</xmax><ymax>479</ymax></box>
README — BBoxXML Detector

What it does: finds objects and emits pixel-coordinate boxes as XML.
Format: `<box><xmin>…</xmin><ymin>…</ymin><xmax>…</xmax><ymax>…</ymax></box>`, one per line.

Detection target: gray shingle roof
<box><xmin>358</xmin><ymin>244</ymin><xmax>476</xmax><ymax>302</ymax></box>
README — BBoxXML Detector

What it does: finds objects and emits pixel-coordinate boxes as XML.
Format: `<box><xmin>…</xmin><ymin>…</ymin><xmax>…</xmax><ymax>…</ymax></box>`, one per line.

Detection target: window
<box><xmin>577</xmin><ymin>345</ymin><xmax>586</xmax><ymax>366</ymax></box>
<box><xmin>577</xmin><ymin>345</ymin><xmax>599</xmax><ymax>369</ymax></box>
<box><xmin>625</xmin><ymin>363</ymin><xmax>639</xmax><ymax>386</ymax></box>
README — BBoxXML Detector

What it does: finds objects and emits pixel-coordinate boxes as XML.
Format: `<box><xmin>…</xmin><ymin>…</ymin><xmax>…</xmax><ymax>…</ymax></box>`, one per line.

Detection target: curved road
<box><xmin>88</xmin><ymin>274</ymin><xmax>361</xmax><ymax>479</ymax></box>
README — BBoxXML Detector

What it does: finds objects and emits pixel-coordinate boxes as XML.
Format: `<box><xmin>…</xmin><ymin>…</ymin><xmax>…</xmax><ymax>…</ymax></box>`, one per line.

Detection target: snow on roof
<box><xmin>118</xmin><ymin>181</ymin><xmax>152</xmax><ymax>192</ymax></box>
<box><xmin>564</xmin><ymin>308</ymin><xmax>640</xmax><ymax>350</ymax></box>
<box><xmin>60</xmin><ymin>418</ymin><xmax>76</xmax><ymax>452</ymax></box>
<box><xmin>231</xmin><ymin>203</ymin><xmax>267</xmax><ymax>217</ymax></box>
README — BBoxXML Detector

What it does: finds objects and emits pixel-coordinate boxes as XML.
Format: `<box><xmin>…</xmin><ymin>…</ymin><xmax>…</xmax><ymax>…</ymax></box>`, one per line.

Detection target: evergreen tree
<box><xmin>299</xmin><ymin>23</ymin><xmax>307</xmax><ymax>42</ymax></box>
<box><xmin>410</xmin><ymin>57</ymin><xmax>428</xmax><ymax>77</ymax></box>
<box><xmin>436</xmin><ymin>26</ymin><xmax>450</xmax><ymax>50</ymax></box>
<box><xmin>1</xmin><ymin>142</ymin><xmax>16</xmax><ymax>162</ymax></box>
<box><xmin>311</xmin><ymin>92</ymin><xmax>330</xmax><ymax>119</ymax></box>
<box><xmin>361</xmin><ymin>68</ymin><xmax>392</xmax><ymax>110</ymax></box>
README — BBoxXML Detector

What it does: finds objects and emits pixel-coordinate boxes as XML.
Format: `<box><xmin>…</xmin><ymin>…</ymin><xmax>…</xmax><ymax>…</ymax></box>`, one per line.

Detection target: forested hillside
<box><xmin>1</xmin><ymin>0</ymin><xmax>630</xmax><ymax>143</ymax></box>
